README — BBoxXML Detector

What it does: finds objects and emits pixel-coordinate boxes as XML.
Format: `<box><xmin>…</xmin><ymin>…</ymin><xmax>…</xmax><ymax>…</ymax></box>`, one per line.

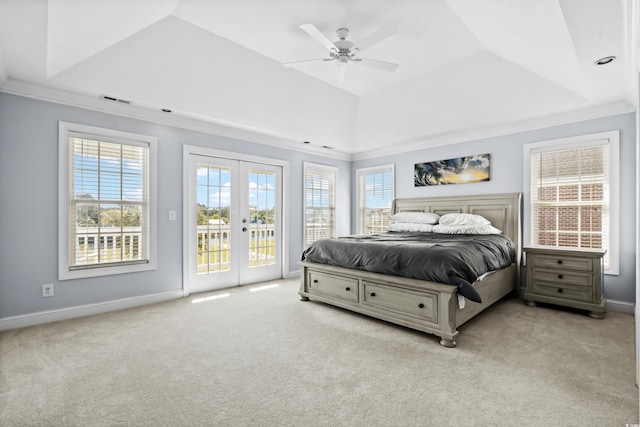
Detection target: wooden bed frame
<box><xmin>298</xmin><ymin>193</ymin><xmax>522</xmax><ymax>347</ymax></box>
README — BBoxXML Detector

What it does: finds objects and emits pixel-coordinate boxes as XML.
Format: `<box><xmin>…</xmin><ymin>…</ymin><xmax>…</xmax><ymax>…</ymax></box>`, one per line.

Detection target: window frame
<box><xmin>523</xmin><ymin>130</ymin><xmax>620</xmax><ymax>275</ymax></box>
<box><xmin>303</xmin><ymin>162</ymin><xmax>337</xmax><ymax>247</ymax></box>
<box><xmin>356</xmin><ymin>164</ymin><xmax>395</xmax><ymax>234</ymax></box>
<box><xmin>58</xmin><ymin>121</ymin><xmax>158</xmax><ymax>280</ymax></box>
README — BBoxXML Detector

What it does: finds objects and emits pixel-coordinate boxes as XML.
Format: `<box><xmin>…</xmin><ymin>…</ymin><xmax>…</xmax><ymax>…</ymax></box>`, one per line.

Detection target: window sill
<box><xmin>59</xmin><ymin>261</ymin><xmax>157</xmax><ymax>281</ymax></box>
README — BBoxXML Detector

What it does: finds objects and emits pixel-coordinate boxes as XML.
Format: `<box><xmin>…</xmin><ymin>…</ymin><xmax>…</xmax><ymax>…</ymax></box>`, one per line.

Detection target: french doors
<box><xmin>186</xmin><ymin>154</ymin><xmax>282</xmax><ymax>294</ymax></box>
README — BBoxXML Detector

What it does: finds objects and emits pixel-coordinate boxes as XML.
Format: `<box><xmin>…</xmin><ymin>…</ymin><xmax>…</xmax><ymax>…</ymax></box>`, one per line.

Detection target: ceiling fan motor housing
<box><xmin>334</xmin><ymin>28</ymin><xmax>355</xmax><ymax>62</ymax></box>
<box><xmin>336</xmin><ymin>27</ymin><xmax>350</xmax><ymax>40</ymax></box>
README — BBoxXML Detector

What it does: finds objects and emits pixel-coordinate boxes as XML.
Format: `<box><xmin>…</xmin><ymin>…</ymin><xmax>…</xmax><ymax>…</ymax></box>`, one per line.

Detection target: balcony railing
<box><xmin>72</xmin><ymin>222</ymin><xmax>277</xmax><ymax>273</ymax></box>
<box><xmin>196</xmin><ymin>224</ymin><xmax>276</xmax><ymax>274</ymax></box>
<box><xmin>73</xmin><ymin>226</ymin><xmax>143</xmax><ymax>266</ymax></box>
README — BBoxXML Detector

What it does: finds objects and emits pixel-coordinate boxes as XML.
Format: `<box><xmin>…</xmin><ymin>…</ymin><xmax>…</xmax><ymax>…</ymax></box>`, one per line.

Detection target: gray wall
<box><xmin>353</xmin><ymin>113</ymin><xmax>637</xmax><ymax>303</ymax></box>
<box><xmin>0</xmin><ymin>93</ymin><xmax>351</xmax><ymax>319</ymax></box>
<box><xmin>0</xmin><ymin>92</ymin><xmax>635</xmax><ymax>321</ymax></box>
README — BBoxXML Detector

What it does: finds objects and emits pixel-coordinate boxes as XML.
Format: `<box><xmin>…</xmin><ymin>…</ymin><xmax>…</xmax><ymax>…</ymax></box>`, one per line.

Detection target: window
<box><xmin>304</xmin><ymin>163</ymin><xmax>336</xmax><ymax>245</ymax></box>
<box><xmin>524</xmin><ymin>131</ymin><xmax>619</xmax><ymax>274</ymax></box>
<box><xmin>59</xmin><ymin>122</ymin><xmax>157</xmax><ymax>279</ymax></box>
<box><xmin>357</xmin><ymin>164</ymin><xmax>395</xmax><ymax>234</ymax></box>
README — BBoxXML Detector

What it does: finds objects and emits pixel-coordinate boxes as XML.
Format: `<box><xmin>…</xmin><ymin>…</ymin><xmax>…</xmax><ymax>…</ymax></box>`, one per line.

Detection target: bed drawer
<box><xmin>362</xmin><ymin>281</ymin><xmax>437</xmax><ymax>323</ymax></box>
<box><xmin>307</xmin><ymin>270</ymin><xmax>358</xmax><ymax>302</ymax></box>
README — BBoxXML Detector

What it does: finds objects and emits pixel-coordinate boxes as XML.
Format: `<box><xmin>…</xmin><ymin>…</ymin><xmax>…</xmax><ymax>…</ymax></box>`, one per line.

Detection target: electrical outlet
<box><xmin>42</xmin><ymin>284</ymin><xmax>54</xmax><ymax>298</ymax></box>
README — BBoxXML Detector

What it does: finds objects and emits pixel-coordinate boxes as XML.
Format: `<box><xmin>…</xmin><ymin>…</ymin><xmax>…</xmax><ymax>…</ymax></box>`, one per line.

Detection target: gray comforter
<box><xmin>301</xmin><ymin>232</ymin><xmax>516</xmax><ymax>303</ymax></box>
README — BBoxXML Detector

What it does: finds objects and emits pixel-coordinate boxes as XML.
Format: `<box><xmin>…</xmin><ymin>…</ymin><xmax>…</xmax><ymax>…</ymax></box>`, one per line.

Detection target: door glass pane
<box><xmin>196</xmin><ymin>163</ymin><xmax>231</xmax><ymax>274</ymax></box>
<box><xmin>248</xmin><ymin>169</ymin><xmax>276</xmax><ymax>268</ymax></box>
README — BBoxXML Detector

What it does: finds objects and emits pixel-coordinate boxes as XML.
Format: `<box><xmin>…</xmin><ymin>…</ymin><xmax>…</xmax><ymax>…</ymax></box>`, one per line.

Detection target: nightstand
<box><xmin>523</xmin><ymin>246</ymin><xmax>606</xmax><ymax>318</ymax></box>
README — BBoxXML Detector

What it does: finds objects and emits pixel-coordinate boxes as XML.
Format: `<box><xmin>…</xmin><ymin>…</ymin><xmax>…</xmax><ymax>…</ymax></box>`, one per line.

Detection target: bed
<box><xmin>298</xmin><ymin>193</ymin><xmax>522</xmax><ymax>347</ymax></box>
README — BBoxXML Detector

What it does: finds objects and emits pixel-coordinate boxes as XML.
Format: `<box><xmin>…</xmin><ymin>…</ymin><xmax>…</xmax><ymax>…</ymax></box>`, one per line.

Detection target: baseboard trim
<box><xmin>0</xmin><ymin>290</ymin><xmax>184</xmax><ymax>332</ymax></box>
<box><xmin>284</xmin><ymin>270</ymin><xmax>301</xmax><ymax>279</ymax></box>
<box><xmin>605</xmin><ymin>299</ymin><xmax>635</xmax><ymax>314</ymax></box>
<box><xmin>516</xmin><ymin>287</ymin><xmax>633</xmax><ymax>314</ymax></box>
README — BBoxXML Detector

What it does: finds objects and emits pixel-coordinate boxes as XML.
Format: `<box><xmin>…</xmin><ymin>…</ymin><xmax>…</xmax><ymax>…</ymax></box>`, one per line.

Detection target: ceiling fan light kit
<box><xmin>284</xmin><ymin>23</ymin><xmax>399</xmax><ymax>84</ymax></box>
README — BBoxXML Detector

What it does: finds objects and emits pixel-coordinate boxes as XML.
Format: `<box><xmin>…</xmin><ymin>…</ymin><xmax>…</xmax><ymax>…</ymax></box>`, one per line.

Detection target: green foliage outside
<box><xmin>75</xmin><ymin>193</ymin><xmax>141</xmax><ymax>227</ymax></box>
<box><xmin>197</xmin><ymin>203</ymin><xmax>275</xmax><ymax>225</ymax></box>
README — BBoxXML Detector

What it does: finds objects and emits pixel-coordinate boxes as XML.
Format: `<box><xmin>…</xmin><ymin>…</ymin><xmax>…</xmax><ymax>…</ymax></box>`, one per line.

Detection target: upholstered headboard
<box><xmin>392</xmin><ymin>193</ymin><xmax>522</xmax><ymax>266</ymax></box>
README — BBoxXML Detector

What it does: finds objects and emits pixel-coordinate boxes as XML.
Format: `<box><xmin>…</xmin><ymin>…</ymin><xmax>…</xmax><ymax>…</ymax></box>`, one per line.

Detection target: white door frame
<box><xmin>182</xmin><ymin>145</ymin><xmax>290</xmax><ymax>296</ymax></box>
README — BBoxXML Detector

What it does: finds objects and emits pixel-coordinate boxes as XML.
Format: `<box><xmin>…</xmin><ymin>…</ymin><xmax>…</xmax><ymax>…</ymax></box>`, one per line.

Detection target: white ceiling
<box><xmin>0</xmin><ymin>0</ymin><xmax>636</xmax><ymax>158</ymax></box>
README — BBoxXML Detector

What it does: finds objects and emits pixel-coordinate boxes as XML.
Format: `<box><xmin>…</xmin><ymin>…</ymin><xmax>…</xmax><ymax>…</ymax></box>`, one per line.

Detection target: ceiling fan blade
<box><xmin>299</xmin><ymin>24</ymin><xmax>337</xmax><ymax>52</ymax></box>
<box><xmin>283</xmin><ymin>58</ymin><xmax>330</xmax><ymax>68</ymax></box>
<box><xmin>354</xmin><ymin>58</ymin><xmax>399</xmax><ymax>72</ymax></box>
<box><xmin>356</xmin><ymin>23</ymin><xmax>397</xmax><ymax>52</ymax></box>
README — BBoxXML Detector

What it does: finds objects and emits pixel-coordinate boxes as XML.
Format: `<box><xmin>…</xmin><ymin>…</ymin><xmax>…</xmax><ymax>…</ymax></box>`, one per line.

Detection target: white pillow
<box><xmin>390</xmin><ymin>212</ymin><xmax>440</xmax><ymax>225</ymax></box>
<box><xmin>433</xmin><ymin>224</ymin><xmax>502</xmax><ymax>235</ymax></box>
<box><xmin>388</xmin><ymin>222</ymin><xmax>436</xmax><ymax>232</ymax></box>
<box><xmin>439</xmin><ymin>213</ymin><xmax>490</xmax><ymax>226</ymax></box>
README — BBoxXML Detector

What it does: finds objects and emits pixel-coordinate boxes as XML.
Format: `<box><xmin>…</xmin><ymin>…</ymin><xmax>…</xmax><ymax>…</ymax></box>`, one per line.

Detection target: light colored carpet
<box><xmin>0</xmin><ymin>278</ymin><xmax>637</xmax><ymax>426</ymax></box>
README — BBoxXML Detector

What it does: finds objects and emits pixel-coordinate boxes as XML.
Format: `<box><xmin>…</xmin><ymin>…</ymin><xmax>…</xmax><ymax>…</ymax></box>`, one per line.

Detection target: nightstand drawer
<box><xmin>528</xmin><ymin>253</ymin><xmax>592</xmax><ymax>271</ymax></box>
<box><xmin>308</xmin><ymin>271</ymin><xmax>358</xmax><ymax>302</ymax></box>
<box><xmin>531</xmin><ymin>281</ymin><xmax>593</xmax><ymax>302</ymax></box>
<box><xmin>531</xmin><ymin>268</ymin><xmax>591</xmax><ymax>287</ymax></box>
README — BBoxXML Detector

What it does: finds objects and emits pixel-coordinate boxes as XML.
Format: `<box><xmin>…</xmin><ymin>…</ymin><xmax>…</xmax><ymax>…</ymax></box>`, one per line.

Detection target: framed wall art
<box><xmin>414</xmin><ymin>154</ymin><xmax>490</xmax><ymax>186</ymax></box>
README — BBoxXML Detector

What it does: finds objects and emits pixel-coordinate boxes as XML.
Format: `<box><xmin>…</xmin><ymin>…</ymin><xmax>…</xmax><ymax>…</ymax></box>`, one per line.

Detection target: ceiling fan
<box><xmin>283</xmin><ymin>23</ymin><xmax>399</xmax><ymax>83</ymax></box>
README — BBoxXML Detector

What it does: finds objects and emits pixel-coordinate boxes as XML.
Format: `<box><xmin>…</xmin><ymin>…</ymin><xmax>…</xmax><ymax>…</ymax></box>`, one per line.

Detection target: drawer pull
<box><xmin>313</xmin><ymin>279</ymin><xmax>318</xmax><ymax>283</ymax></box>
<box><xmin>345</xmin><ymin>287</ymin><xmax>351</xmax><ymax>291</ymax></box>
<box><xmin>557</xmin><ymin>260</ymin><xmax>563</xmax><ymax>264</ymax></box>
<box><xmin>558</xmin><ymin>274</ymin><xmax>564</xmax><ymax>279</ymax></box>
<box><xmin>418</xmin><ymin>303</ymin><xmax>425</xmax><ymax>309</ymax></box>
<box><xmin>370</xmin><ymin>292</ymin><xmax>376</xmax><ymax>297</ymax></box>
<box><xmin>558</xmin><ymin>288</ymin><xmax>564</xmax><ymax>294</ymax></box>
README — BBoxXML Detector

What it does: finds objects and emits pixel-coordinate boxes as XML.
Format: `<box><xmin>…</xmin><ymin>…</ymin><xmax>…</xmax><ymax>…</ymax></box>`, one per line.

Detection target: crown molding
<box><xmin>351</xmin><ymin>101</ymin><xmax>635</xmax><ymax>161</ymax></box>
<box><xmin>2</xmin><ymin>79</ymin><xmax>635</xmax><ymax>164</ymax></box>
<box><xmin>0</xmin><ymin>79</ymin><xmax>352</xmax><ymax>161</ymax></box>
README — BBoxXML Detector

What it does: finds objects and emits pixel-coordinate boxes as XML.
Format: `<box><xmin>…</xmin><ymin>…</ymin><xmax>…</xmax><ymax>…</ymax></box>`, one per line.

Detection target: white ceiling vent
<box><xmin>100</xmin><ymin>94</ymin><xmax>132</xmax><ymax>105</ymax></box>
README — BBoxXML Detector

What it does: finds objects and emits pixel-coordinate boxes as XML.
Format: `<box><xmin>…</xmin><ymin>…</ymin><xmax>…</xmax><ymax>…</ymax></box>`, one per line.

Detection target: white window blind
<box><xmin>357</xmin><ymin>165</ymin><xmax>394</xmax><ymax>234</ymax></box>
<box><xmin>529</xmin><ymin>138</ymin><xmax>615</xmax><ymax>270</ymax></box>
<box><xmin>69</xmin><ymin>134</ymin><xmax>150</xmax><ymax>269</ymax></box>
<box><xmin>59</xmin><ymin>122</ymin><xmax>157</xmax><ymax>280</ymax></box>
<box><xmin>304</xmin><ymin>164</ymin><xmax>336</xmax><ymax>245</ymax></box>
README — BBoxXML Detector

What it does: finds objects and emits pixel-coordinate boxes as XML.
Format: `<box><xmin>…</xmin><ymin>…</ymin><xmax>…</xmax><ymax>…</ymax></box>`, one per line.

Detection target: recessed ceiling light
<box><xmin>594</xmin><ymin>56</ymin><xmax>616</xmax><ymax>66</ymax></box>
<box><xmin>322</xmin><ymin>145</ymin><xmax>333</xmax><ymax>149</ymax></box>
<box><xmin>303</xmin><ymin>141</ymin><xmax>311</xmax><ymax>144</ymax></box>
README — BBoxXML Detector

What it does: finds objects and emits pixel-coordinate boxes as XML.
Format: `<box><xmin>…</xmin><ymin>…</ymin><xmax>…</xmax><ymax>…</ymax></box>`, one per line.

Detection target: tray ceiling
<box><xmin>0</xmin><ymin>0</ymin><xmax>635</xmax><ymax>156</ymax></box>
